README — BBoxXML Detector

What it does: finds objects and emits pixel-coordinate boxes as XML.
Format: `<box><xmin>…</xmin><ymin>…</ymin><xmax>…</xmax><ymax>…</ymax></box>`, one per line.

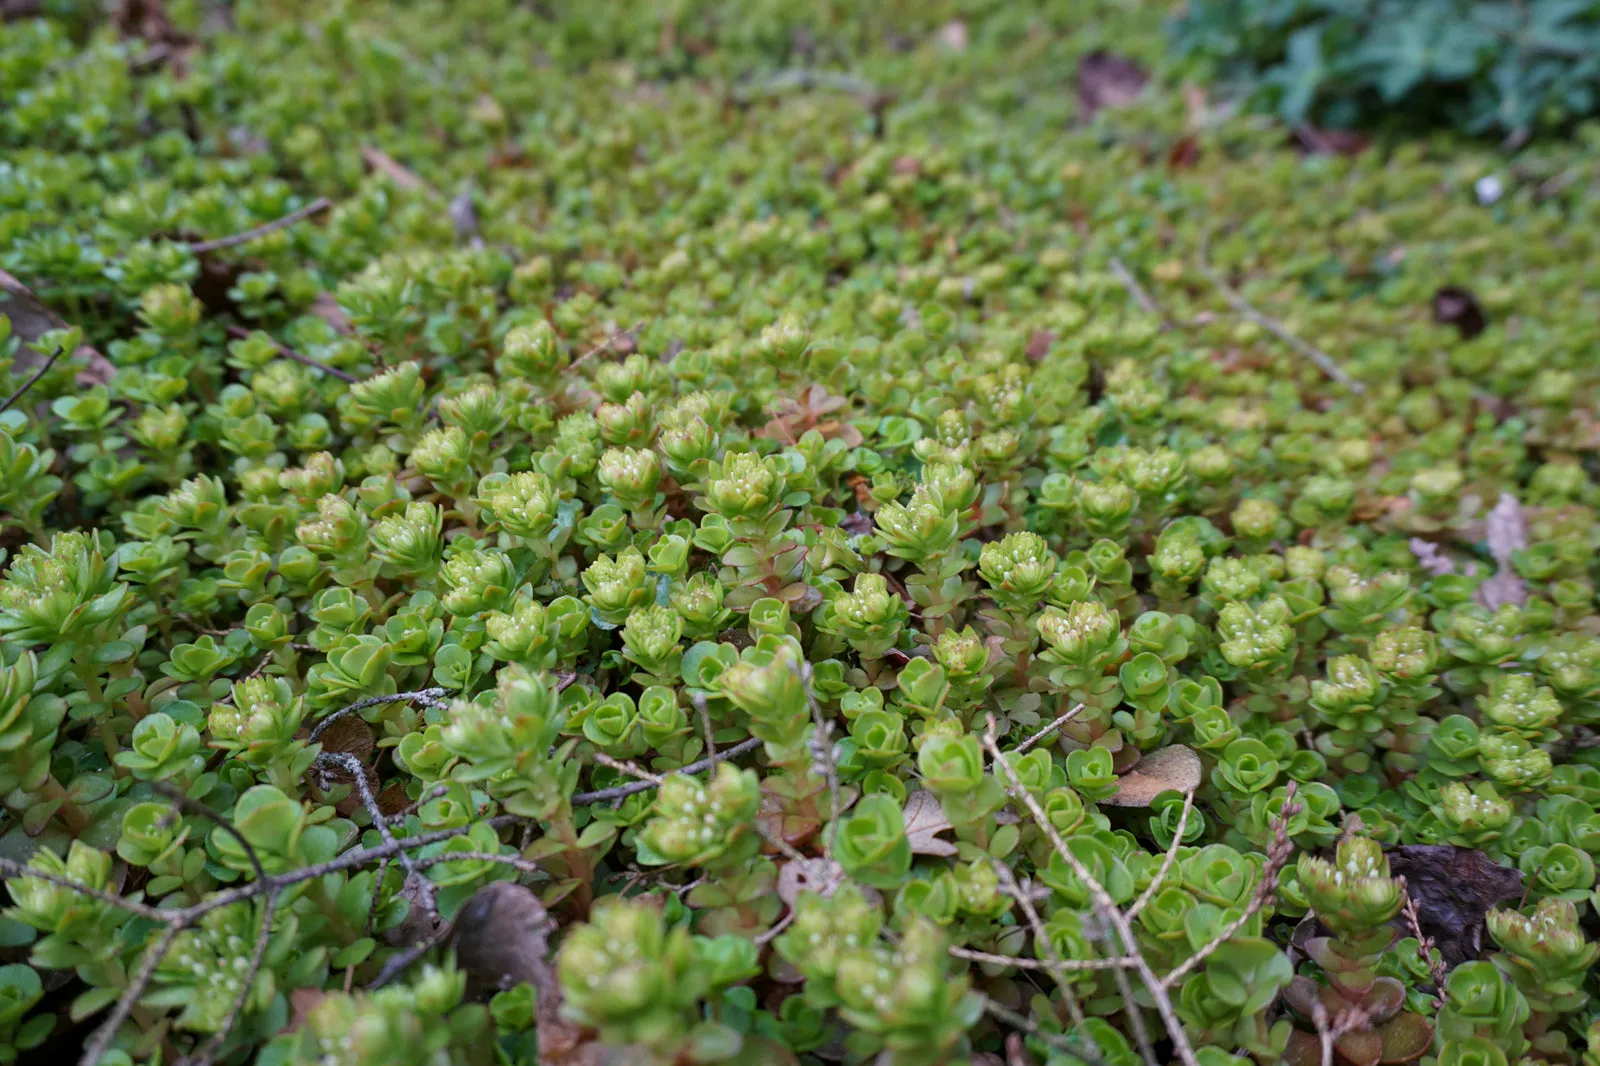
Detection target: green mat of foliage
<box><xmin>1</xmin><ymin>2</ymin><xmax>1599</xmax><ymax>1065</ymax></box>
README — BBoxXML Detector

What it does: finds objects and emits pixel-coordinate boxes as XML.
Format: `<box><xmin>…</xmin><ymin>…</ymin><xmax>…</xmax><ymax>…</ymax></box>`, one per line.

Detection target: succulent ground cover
<box><xmin>1</xmin><ymin>1</ymin><xmax>1599</xmax><ymax>1065</ymax></box>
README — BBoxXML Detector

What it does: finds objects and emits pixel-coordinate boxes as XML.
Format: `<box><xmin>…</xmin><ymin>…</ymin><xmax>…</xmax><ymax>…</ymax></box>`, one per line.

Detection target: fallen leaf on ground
<box><xmin>1385</xmin><ymin>845</ymin><xmax>1523</xmax><ymax>970</ymax></box>
<box><xmin>1</xmin><ymin>269</ymin><xmax>116</xmax><ymax>386</ymax></box>
<box><xmin>1076</xmin><ymin>52</ymin><xmax>1148</xmax><ymax>116</ymax></box>
<box><xmin>902</xmin><ymin>788</ymin><xmax>958</xmax><ymax>856</ymax></box>
<box><xmin>1102</xmin><ymin>745</ymin><xmax>1200</xmax><ymax>807</ymax></box>
<box><xmin>1432</xmin><ymin>285</ymin><xmax>1487</xmax><ymax>339</ymax></box>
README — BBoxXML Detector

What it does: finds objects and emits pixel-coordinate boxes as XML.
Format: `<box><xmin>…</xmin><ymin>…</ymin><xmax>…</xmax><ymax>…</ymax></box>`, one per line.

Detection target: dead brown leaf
<box><xmin>449</xmin><ymin>883</ymin><xmax>588</xmax><ymax>1063</ymax></box>
<box><xmin>1102</xmin><ymin>745</ymin><xmax>1200</xmax><ymax>807</ymax></box>
<box><xmin>1432</xmin><ymin>285</ymin><xmax>1487</xmax><ymax>339</ymax></box>
<box><xmin>1383</xmin><ymin>846</ymin><xmax>1522</xmax><ymax>970</ymax></box>
<box><xmin>1075</xmin><ymin>51</ymin><xmax>1148</xmax><ymax>116</ymax></box>
<box><xmin>902</xmin><ymin>789</ymin><xmax>958</xmax><ymax>856</ymax></box>
<box><xmin>0</xmin><ymin>269</ymin><xmax>116</xmax><ymax>386</ymax></box>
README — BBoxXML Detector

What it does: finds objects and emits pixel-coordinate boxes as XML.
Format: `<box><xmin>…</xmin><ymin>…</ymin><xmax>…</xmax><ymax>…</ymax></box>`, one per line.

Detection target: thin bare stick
<box><xmin>317</xmin><ymin>752</ymin><xmax>436</xmax><ymax>922</ymax></box>
<box><xmin>1198</xmin><ymin>232</ymin><xmax>1364</xmax><ymax>394</ymax></box>
<box><xmin>186</xmin><ymin>892</ymin><xmax>276</xmax><ymax>1066</ymax></box>
<box><xmin>186</xmin><ymin>197</ymin><xmax>332</xmax><ymax>254</ymax></box>
<box><xmin>1126</xmin><ymin>790</ymin><xmax>1194</xmax><ymax>921</ymax></box>
<box><xmin>80</xmin><ymin>919</ymin><xmax>188</xmax><ymax>1066</ymax></box>
<box><xmin>153</xmin><ymin>783</ymin><xmax>270</xmax><ymax>887</ymax></box>
<box><xmin>1015</xmin><ymin>703</ymin><xmax>1086</xmax><ymax>755</ymax></box>
<box><xmin>0</xmin><ymin>862</ymin><xmax>169</xmax><ymax>920</ymax></box>
<box><xmin>1108</xmin><ymin>257</ymin><xmax>1163</xmax><ymax>320</ymax></box>
<box><xmin>1310</xmin><ymin>1000</ymin><xmax>1335</xmax><ymax>1066</ymax></box>
<box><xmin>753</xmin><ymin>911</ymin><xmax>795</xmax><ymax>946</ymax></box>
<box><xmin>572</xmin><ymin>735</ymin><xmax>761</xmax><ymax>805</ymax></box>
<box><xmin>990</xmin><ymin>859</ymin><xmax>1098</xmax><ymax>1056</ymax></box>
<box><xmin>411</xmin><ymin>851</ymin><xmax>544</xmax><ymax>878</ymax></box>
<box><xmin>309</xmin><ymin>688</ymin><xmax>449</xmax><ymax>742</ymax></box>
<box><xmin>1161</xmin><ymin>783</ymin><xmax>1299</xmax><ymax>989</ymax></box>
<box><xmin>593</xmin><ymin>752</ymin><xmax>663</xmax><ymax>785</ymax></box>
<box><xmin>567</xmin><ymin>324</ymin><xmax>639</xmax><ymax>373</ymax></box>
<box><xmin>983</xmin><ymin>718</ymin><xmax>1199</xmax><ymax>1066</ymax></box>
<box><xmin>368</xmin><ymin>927</ymin><xmax>450</xmax><ymax>991</ymax></box>
<box><xmin>951</xmin><ymin>945</ymin><xmax>1132</xmax><ymax>972</ymax></box>
<box><xmin>980</xmin><ymin>996</ymin><xmax>1106</xmax><ymax>1064</ymax></box>
<box><xmin>224</xmin><ymin>325</ymin><xmax>361</xmax><ymax>385</ymax></box>
<box><xmin>0</xmin><ymin>345</ymin><xmax>64</xmax><ymax>413</ymax></box>
<box><xmin>692</xmin><ymin>692</ymin><xmax>718</xmax><ymax>761</ymax></box>
<box><xmin>799</xmin><ymin>662</ymin><xmax>842</xmax><ymax>859</ymax></box>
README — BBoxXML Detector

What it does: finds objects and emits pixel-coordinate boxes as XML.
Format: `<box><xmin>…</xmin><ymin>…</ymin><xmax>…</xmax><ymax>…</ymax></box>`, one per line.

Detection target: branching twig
<box><xmin>185</xmin><ymin>197</ymin><xmax>332</xmax><ymax>254</ymax></box>
<box><xmin>316</xmin><ymin>752</ymin><xmax>437</xmax><ymax>923</ymax></box>
<box><xmin>951</xmin><ymin>945</ymin><xmax>1131</xmax><ymax>972</ymax></box>
<box><xmin>990</xmin><ymin>859</ymin><xmax>1098</xmax><ymax>1056</ymax></box>
<box><xmin>0</xmin><ymin>345</ymin><xmax>64</xmax><ymax>413</ymax></box>
<box><xmin>592</xmin><ymin>752</ymin><xmax>663</xmax><ymax>785</ymax></box>
<box><xmin>1198</xmin><ymin>229</ymin><xmax>1364</xmax><ymax>394</ymax></box>
<box><xmin>983</xmin><ymin>717</ymin><xmax>1200</xmax><ymax>1066</ymax></box>
<box><xmin>798</xmin><ymin>661</ymin><xmax>842</xmax><ymax>860</ymax></box>
<box><xmin>224</xmin><ymin>325</ymin><xmax>361</xmax><ymax>385</ymax></box>
<box><xmin>571</xmin><ymin>735</ymin><xmax>761</xmax><ymax>804</ymax></box>
<box><xmin>1160</xmin><ymin>783</ymin><xmax>1299</xmax><ymax>989</ymax></box>
<box><xmin>185</xmin><ymin>892</ymin><xmax>275</xmax><ymax>1066</ymax></box>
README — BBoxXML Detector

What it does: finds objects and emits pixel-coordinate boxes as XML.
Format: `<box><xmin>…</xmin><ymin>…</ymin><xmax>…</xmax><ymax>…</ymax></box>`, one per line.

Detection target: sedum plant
<box><xmin>0</xmin><ymin>1</ymin><xmax>1598</xmax><ymax>1064</ymax></box>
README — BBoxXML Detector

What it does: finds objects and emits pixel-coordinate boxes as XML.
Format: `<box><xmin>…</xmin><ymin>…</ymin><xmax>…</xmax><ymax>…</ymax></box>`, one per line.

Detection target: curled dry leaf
<box><xmin>902</xmin><ymin>788</ymin><xmax>958</xmax><ymax>856</ymax></box>
<box><xmin>1102</xmin><ymin>744</ymin><xmax>1200</xmax><ymax>807</ymax></box>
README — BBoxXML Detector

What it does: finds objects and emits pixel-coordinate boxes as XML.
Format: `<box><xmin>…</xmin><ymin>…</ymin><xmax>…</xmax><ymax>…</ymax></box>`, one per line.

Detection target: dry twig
<box><xmin>982</xmin><ymin>717</ymin><xmax>1200</xmax><ymax>1066</ymax></box>
<box><xmin>225</xmin><ymin>324</ymin><xmax>361</xmax><ymax>384</ymax></box>
<box><xmin>1125</xmin><ymin>790</ymin><xmax>1194</xmax><ymax>921</ymax></box>
<box><xmin>1161</xmin><ymin>783</ymin><xmax>1299</xmax><ymax>989</ymax></box>
<box><xmin>1015</xmin><ymin>703</ymin><xmax>1086</xmax><ymax>755</ymax></box>
<box><xmin>571</xmin><ymin>735</ymin><xmax>762</xmax><ymax>804</ymax></box>
<box><xmin>185</xmin><ymin>197</ymin><xmax>332</xmax><ymax>254</ymax></box>
<box><xmin>1399</xmin><ymin>876</ymin><xmax>1449</xmax><ymax>1000</ymax></box>
<box><xmin>0</xmin><ymin>345</ymin><xmax>64</xmax><ymax>413</ymax></box>
<box><xmin>1198</xmin><ymin>229</ymin><xmax>1364</xmax><ymax>394</ymax></box>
